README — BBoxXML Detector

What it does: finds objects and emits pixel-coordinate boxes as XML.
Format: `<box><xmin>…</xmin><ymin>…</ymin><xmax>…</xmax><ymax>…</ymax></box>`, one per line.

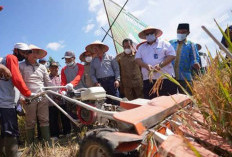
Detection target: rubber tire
<box><xmin>79</xmin><ymin>134</ymin><xmax>114</xmax><ymax>157</ymax></box>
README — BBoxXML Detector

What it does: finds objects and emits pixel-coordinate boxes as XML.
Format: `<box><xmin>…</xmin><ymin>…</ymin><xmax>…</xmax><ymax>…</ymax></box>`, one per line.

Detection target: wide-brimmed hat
<box><xmin>28</xmin><ymin>44</ymin><xmax>47</xmax><ymax>59</ymax></box>
<box><xmin>62</xmin><ymin>51</ymin><xmax>75</xmax><ymax>59</ymax></box>
<box><xmin>79</xmin><ymin>51</ymin><xmax>93</xmax><ymax>62</ymax></box>
<box><xmin>85</xmin><ymin>40</ymin><xmax>109</xmax><ymax>54</ymax></box>
<box><xmin>138</xmin><ymin>26</ymin><xmax>163</xmax><ymax>39</ymax></box>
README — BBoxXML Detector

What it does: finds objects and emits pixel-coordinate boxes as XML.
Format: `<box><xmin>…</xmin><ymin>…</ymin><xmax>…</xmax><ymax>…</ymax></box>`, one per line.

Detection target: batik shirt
<box><xmin>169</xmin><ymin>39</ymin><xmax>200</xmax><ymax>81</ymax></box>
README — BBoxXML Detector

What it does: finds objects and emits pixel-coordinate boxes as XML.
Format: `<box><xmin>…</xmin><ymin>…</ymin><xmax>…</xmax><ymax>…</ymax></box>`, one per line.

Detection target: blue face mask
<box><xmin>146</xmin><ymin>34</ymin><xmax>156</xmax><ymax>42</ymax></box>
<box><xmin>177</xmin><ymin>33</ymin><xmax>187</xmax><ymax>41</ymax></box>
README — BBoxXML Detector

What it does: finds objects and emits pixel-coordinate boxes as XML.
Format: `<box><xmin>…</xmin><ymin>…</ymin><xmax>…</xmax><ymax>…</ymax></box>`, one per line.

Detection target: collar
<box><xmin>177</xmin><ymin>39</ymin><xmax>188</xmax><ymax>45</ymax></box>
<box><xmin>146</xmin><ymin>38</ymin><xmax>159</xmax><ymax>46</ymax></box>
<box><xmin>25</xmin><ymin>60</ymin><xmax>39</xmax><ymax>66</ymax></box>
<box><xmin>123</xmin><ymin>52</ymin><xmax>135</xmax><ymax>56</ymax></box>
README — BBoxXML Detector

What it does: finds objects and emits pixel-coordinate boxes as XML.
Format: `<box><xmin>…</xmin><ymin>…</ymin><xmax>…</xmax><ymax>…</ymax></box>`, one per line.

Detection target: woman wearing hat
<box><xmin>86</xmin><ymin>41</ymin><xmax>120</xmax><ymax>105</ymax></box>
<box><xmin>135</xmin><ymin>26</ymin><xmax>177</xmax><ymax>99</ymax></box>
<box><xmin>79</xmin><ymin>51</ymin><xmax>94</xmax><ymax>87</ymax></box>
<box><xmin>19</xmin><ymin>44</ymin><xmax>53</xmax><ymax>145</ymax></box>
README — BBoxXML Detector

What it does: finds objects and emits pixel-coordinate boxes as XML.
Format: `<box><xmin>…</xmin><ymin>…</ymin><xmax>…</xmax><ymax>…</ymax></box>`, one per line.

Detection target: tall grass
<box><xmin>192</xmin><ymin>51</ymin><xmax>232</xmax><ymax>142</ymax></box>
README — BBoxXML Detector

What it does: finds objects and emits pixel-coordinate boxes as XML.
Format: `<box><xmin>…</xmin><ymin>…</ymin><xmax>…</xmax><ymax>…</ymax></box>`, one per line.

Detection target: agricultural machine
<box><xmin>29</xmin><ymin>86</ymin><xmax>231</xmax><ymax>157</ymax></box>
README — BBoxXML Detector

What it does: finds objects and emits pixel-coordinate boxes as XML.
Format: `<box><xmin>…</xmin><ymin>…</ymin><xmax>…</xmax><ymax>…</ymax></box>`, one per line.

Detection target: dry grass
<box><xmin>192</xmin><ymin>53</ymin><xmax>232</xmax><ymax>142</ymax></box>
<box><xmin>17</xmin><ymin>116</ymin><xmax>80</xmax><ymax>157</ymax></box>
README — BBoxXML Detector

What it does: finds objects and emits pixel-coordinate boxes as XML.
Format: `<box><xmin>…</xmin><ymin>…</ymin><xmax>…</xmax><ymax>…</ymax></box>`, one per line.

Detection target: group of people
<box><xmin>0</xmin><ymin>22</ymin><xmax>203</xmax><ymax>157</ymax></box>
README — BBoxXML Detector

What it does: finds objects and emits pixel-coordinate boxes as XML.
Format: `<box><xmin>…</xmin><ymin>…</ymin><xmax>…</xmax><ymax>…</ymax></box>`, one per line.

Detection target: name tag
<box><xmin>154</xmin><ymin>54</ymin><xmax>158</xmax><ymax>59</ymax></box>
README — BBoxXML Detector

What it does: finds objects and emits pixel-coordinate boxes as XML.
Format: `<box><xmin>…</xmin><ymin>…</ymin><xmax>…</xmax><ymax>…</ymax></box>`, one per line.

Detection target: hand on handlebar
<box><xmin>66</xmin><ymin>83</ymin><xmax>73</xmax><ymax>91</ymax></box>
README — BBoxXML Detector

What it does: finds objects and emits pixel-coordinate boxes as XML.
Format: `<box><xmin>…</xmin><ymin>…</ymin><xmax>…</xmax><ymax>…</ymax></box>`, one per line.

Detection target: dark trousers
<box><xmin>49</xmin><ymin>105</ymin><xmax>71</xmax><ymax>137</ymax></box>
<box><xmin>98</xmin><ymin>77</ymin><xmax>120</xmax><ymax>105</ymax></box>
<box><xmin>177</xmin><ymin>80</ymin><xmax>192</xmax><ymax>95</ymax></box>
<box><xmin>143</xmin><ymin>79</ymin><xmax>177</xmax><ymax>99</ymax></box>
<box><xmin>0</xmin><ymin>108</ymin><xmax>19</xmax><ymax>137</ymax></box>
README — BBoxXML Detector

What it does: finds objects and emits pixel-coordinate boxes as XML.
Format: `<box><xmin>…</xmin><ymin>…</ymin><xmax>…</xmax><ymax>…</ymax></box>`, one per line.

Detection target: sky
<box><xmin>0</xmin><ymin>0</ymin><xmax>232</xmax><ymax>68</ymax></box>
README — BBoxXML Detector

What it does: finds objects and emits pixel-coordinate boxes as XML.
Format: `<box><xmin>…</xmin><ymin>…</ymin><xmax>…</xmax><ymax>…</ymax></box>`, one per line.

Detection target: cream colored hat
<box><xmin>28</xmin><ymin>44</ymin><xmax>47</xmax><ymax>59</ymax></box>
<box><xmin>138</xmin><ymin>26</ymin><xmax>163</xmax><ymax>39</ymax></box>
<box><xmin>85</xmin><ymin>40</ymin><xmax>109</xmax><ymax>54</ymax></box>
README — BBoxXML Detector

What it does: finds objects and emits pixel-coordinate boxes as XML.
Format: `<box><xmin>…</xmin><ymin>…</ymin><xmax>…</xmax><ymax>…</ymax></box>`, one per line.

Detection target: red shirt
<box><xmin>6</xmin><ymin>55</ymin><xmax>31</xmax><ymax>97</ymax></box>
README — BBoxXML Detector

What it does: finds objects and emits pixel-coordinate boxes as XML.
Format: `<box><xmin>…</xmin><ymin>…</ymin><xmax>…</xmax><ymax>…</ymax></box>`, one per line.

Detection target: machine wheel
<box><xmin>79</xmin><ymin>134</ymin><xmax>114</xmax><ymax>157</ymax></box>
<box><xmin>77</xmin><ymin>105</ymin><xmax>97</xmax><ymax>125</ymax></box>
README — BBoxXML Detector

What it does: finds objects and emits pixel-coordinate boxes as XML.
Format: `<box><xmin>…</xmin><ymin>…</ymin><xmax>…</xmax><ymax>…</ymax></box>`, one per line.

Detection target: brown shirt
<box><xmin>117</xmin><ymin>53</ymin><xmax>143</xmax><ymax>88</ymax></box>
<box><xmin>84</xmin><ymin>64</ymin><xmax>94</xmax><ymax>87</ymax></box>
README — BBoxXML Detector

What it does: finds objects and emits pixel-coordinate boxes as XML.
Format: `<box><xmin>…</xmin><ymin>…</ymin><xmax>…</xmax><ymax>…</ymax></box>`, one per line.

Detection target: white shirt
<box><xmin>135</xmin><ymin>39</ymin><xmax>176</xmax><ymax>80</ymax></box>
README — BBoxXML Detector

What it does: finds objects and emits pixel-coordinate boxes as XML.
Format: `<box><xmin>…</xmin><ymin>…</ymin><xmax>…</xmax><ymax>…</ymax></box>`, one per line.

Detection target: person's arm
<box><xmin>90</xmin><ymin>60</ymin><xmax>98</xmax><ymax>85</ymax></box>
<box><xmin>6</xmin><ymin>55</ymin><xmax>31</xmax><ymax>97</ymax></box>
<box><xmin>70</xmin><ymin>63</ymin><xmax>84</xmax><ymax>87</ymax></box>
<box><xmin>135</xmin><ymin>58</ymin><xmax>153</xmax><ymax>71</ymax></box>
<box><xmin>190</xmin><ymin>43</ymin><xmax>200</xmax><ymax>70</ymax></box>
<box><xmin>42</xmin><ymin>65</ymin><xmax>53</xmax><ymax>87</ymax></box>
<box><xmin>158</xmin><ymin>43</ymin><xmax>176</xmax><ymax>68</ymax></box>
<box><xmin>135</xmin><ymin>46</ymin><xmax>153</xmax><ymax>71</ymax></box>
<box><xmin>60</xmin><ymin>67</ymin><xmax>67</xmax><ymax>91</ymax></box>
<box><xmin>111</xmin><ymin>57</ymin><xmax>120</xmax><ymax>81</ymax></box>
<box><xmin>0</xmin><ymin>64</ymin><xmax>12</xmax><ymax>80</ymax></box>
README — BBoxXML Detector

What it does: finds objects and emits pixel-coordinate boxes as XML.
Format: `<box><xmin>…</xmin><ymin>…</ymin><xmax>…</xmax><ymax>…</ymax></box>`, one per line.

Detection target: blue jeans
<box><xmin>98</xmin><ymin>77</ymin><xmax>120</xmax><ymax>105</ymax></box>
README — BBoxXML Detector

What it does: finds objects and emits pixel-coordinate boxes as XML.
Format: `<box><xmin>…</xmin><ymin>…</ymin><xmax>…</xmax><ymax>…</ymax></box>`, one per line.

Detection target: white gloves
<box><xmin>61</xmin><ymin>91</ymin><xmax>67</xmax><ymax>95</ymax></box>
<box><xmin>66</xmin><ymin>83</ymin><xmax>73</xmax><ymax>91</ymax></box>
<box><xmin>30</xmin><ymin>93</ymin><xmax>37</xmax><ymax>97</ymax></box>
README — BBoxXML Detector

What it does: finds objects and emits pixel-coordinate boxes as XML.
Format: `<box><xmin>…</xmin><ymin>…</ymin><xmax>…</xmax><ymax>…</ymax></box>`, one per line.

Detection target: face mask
<box><xmin>177</xmin><ymin>33</ymin><xmax>187</xmax><ymax>41</ymax></box>
<box><xmin>66</xmin><ymin>61</ymin><xmax>74</xmax><ymax>67</ymax></box>
<box><xmin>146</xmin><ymin>34</ymin><xmax>156</xmax><ymax>43</ymax></box>
<box><xmin>124</xmin><ymin>48</ymin><xmax>132</xmax><ymax>54</ymax></box>
<box><xmin>85</xmin><ymin>56</ymin><xmax>92</xmax><ymax>63</ymax></box>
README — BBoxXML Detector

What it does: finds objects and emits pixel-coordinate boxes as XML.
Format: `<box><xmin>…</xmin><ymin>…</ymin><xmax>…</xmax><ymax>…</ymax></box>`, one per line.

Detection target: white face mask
<box><xmin>146</xmin><ymin>34</ymin><xmax>156</xmax><ymax>43</ymax></box>
<box><xmin>85</xmin><ymin>56</ymin><xmax>92</xmax><ymax>63</ymax></box>
<box><xmin>124</xmin><ymin>48</ymin><xmax>132</xmax><ymax>54</ymax></box>
<box><xmin>66</xmin><ymin>61</ymin><xmax>74</xmax><ymax>67</ymax></box>
<box><xmin>177</xmin><ymin>33</ymin><xmax>187</xmax><ymax>41</ymax></box>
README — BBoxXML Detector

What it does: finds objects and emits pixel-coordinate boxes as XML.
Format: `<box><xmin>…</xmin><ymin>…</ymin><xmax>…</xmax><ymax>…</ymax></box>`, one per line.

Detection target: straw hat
<box><xmin>28</xmin><ymin>44</ymin><xmax>47</xmax><ymax>59</ymax></box>
<box><xmin>79</xmin><ymin>51</ymin><xmax>90</xmax><ymax>62</ymax></box>
<box><xmin>138</xmin><ymin>26</ymin><xmax>163</xmax><ymax>39</ymax></box>
<box><xmin>85</xmin><ymin>40</ymin><xmax>109</xmax><ymax>54</ymax></box>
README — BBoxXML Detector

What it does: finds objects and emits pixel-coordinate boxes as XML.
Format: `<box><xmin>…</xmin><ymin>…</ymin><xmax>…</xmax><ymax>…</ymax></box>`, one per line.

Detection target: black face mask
<box><xmin>15</xmin><ymin>50</ymin><xmax>25</xmax><ymax>61</ymax></box>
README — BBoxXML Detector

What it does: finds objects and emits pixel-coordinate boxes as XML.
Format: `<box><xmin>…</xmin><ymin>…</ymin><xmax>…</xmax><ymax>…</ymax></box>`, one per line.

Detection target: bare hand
<box><xmin>193</xmin><ymin>63</ymin><xmax>200</xmax><ymax>70</ymax></box>
<box><xmin>0</xmin><ymin>64</ymin><xmax>12</xmax><ymax>80</ymax></box>
<box><xmin>95</xmin><ymin>82</ymin><xmax>101</xmax><ymax>87</ymax></box>
<box><xmin>145</xmin><ymin>64</ymin><xmax>153</xmax><ymax>71</ymax></box>
<box><xmin>20</xmin><ymin>97</ymin><xmax>26</xmax><ymax>105</ymax></box>
<box><xmin>153</xmin><ymin>64</ymin><xmax>161</xmax><ymax>71</ymax></box>
<box><xmin>114</xmin><ymin>80</ymin><xmax>120</xmax><ymax>88</ymax></box>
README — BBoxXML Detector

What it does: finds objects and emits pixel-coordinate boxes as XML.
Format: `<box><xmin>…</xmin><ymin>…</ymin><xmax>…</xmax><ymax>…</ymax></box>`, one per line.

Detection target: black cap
<box><xmin>221</xmin><ymin>25</ymin><xmax>232</xmax><ymax>48</ymax></box>
<box><xmin>177</xmin><ymin>23</ymin><xmax>190</xmax><ymax>31</ymax></box>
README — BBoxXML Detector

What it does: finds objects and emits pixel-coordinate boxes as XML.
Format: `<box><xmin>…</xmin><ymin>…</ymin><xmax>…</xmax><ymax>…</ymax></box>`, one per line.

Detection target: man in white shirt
<box><xmin>135</xmin><ymin>26</ymin><xmax>177</xmax><ymax>99</ymax></box>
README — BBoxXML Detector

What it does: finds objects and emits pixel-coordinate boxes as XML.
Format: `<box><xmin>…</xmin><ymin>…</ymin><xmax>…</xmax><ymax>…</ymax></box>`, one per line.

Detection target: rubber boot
<box><xmin>4</xmin><ymin>136</ymin><xmax>18</xmax><ymax>157</ymax></box>
<box><xmin>40</xmin><ymin>126</ymin><xmax>51</xmax><ymax>146</ymax></box>
<box><xmin>26</xmin><ymin>129</ymin><xmax>35</xmax><ymax>146</ymax></box>
<box><xmin>0</xmin><ymin>137</ymin><xmax>5</xmax><ymax>157</ymax></box>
